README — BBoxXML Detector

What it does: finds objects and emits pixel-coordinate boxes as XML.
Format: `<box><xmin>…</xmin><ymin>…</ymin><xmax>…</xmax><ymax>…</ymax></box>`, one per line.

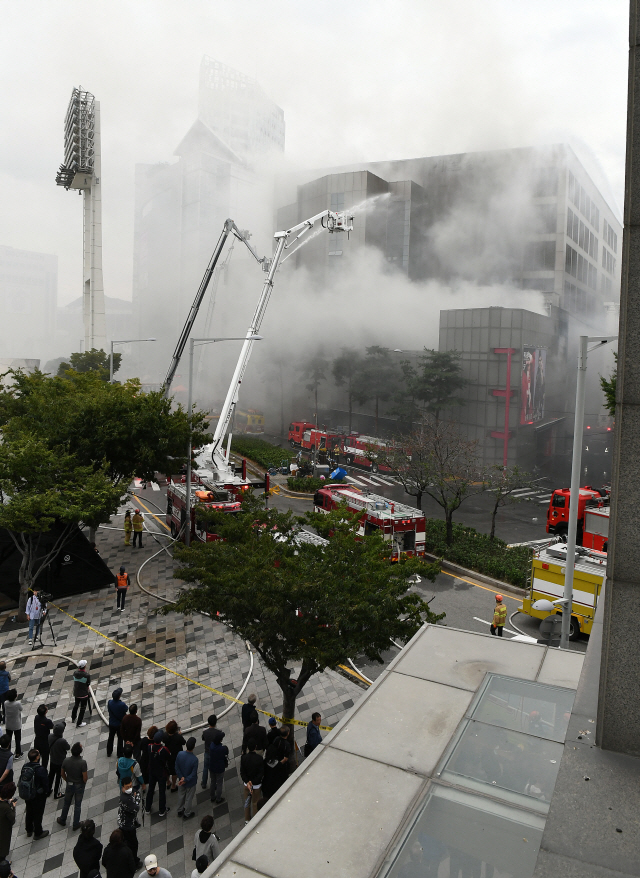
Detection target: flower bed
<box><xmin>230</xmin><ymin>437</ymin><xmax>295</xmax><ymax>470</ymax></box>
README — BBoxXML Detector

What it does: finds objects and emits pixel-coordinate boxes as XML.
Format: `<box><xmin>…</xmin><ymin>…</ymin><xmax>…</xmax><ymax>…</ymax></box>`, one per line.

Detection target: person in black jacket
<box><xmin>73</xmin><ymin>819</ymin><xmax>103</xmax><ymax>878</ymax></box>
<box><xmin>241</xmin><ymin>715</ymin><xmax>267</xmax><ymax>755</ymax></box>
<box><xmin>21</xmin><ymin>748</ymin><xmax>49</xmax><ymax>839</ymax></box>
<box><xmin>138</xmin><ymin>725</ymin><xmax>157</xmax><ymax>786</ymax></box>
<box><xmin>47</xmin><ymin>721</ymin><xmax>69</xmax><ymax>798</ymax></box>
<box><xmin>145</xmin><ymin>731</ymin><xmax>170</xmax><ymax>817</ymax></box>
<box><xmin>209</xmin><ymin>730</ymin><xmax>228</xmax><ymax>805</ymax></box>
<box><xmin>106</xmin><ymin>688</ymin><xmax>128</xmax><ymax>758</ymax></box>
<box><xmin>32</xmin><ymin>705</ymin><xmax>53</xmax><ymax>770</ymax></box>
<box><xmin>162</xmin><ymin>719</ymin><xmax>185</xmax><ymax>793</ymax></box>
<box><xmin>101</xmin><ymin>828</ymin><xmax>136</xmax><ymax>878</ymax></box>
<box><xmin>117</xmin><ymin>778</ymin><xmax>141</xmax><ymax>869</ymax></box>
<box><xmin>266</xmin><ymin>717</ymin><xmax>280</xmax><ymax>747</ymax></box>
<box><xmin>262</xmin><ymin>728</ymin><xmax>292</xmax><ymax>801</ymax></box>
<box><xmin>241</xmin><ymin>694</ymin><xmax>257</xmax><ymax>731</ymax></box>
<box><xmin>71</xmin><ymin>660</ymin><xmax>92</xmax><ymax>728</ymax></box>
<box><xmin>239</xmin><ymin>739</ymin><xmax>264</xmax><ymax>823</ymax></box>
<box><xmin>0</xmin><ymin>783</ymin><xmax>16</xmax><ymax>861</ymax></box>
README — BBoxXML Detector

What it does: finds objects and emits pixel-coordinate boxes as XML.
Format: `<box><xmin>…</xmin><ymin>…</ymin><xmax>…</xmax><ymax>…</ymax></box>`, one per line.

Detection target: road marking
<box><xmin>345</xmin><ymin>475</ymin><xmax>368</xmax><ymax>486</ymax></box>
<box><xmin>134</xmin><ymin>496</ymin><xmax>171</xmax><ymax>533</ymax></box>
<box><xmin>439</xmin><ymin>569</ymin><xmax>521</xmax><ymax>600</ymax></box>
<box><xmin>371</xmin><ymin>474</ymin><xmax>395</xmax><ymax>485</ymax></box>
<box><xmin>357</xmin><ymin>476</ymin><xmax>378</xmax><ymax>485</ymax></box>
<box><xmin>474</xmin><ymin>616</ymin><xmax>490</xmax><ymax>625</ymax></box>
<box><xmin>151</xmin><ymin>481</ymin><xmax>160</xmax><ymax>492</ymax></box>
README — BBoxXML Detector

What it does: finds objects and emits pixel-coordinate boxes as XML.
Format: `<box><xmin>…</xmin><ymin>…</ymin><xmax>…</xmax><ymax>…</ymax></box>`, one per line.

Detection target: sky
<box><xmin>0</xmin><ymin>0</ymin><xmax>630</xmax><ymax>307</ymax></box>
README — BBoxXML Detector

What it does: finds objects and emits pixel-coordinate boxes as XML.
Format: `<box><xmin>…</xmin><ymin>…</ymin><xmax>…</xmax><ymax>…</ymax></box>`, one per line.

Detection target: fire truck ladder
<box><xmin>161</xmin><ymin>219</ymin><xmax>269</xmax><ymax>399</ymax></box>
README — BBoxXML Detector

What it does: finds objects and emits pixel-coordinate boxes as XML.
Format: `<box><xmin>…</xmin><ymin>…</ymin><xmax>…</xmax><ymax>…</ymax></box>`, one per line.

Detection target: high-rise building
<box><xmin>276</xmin><ymin>144</ymin><xmax>622</xmax><ymax>326</ymax></box>
<box><xmin>132</xmin><ymin>59</ymin><xmax>284</xmax><ymax>383</ymax></box>
<box><xmin>0</xmin><ymin>244</ymin><xmax>57</xmax><ymax>360</ymax></box>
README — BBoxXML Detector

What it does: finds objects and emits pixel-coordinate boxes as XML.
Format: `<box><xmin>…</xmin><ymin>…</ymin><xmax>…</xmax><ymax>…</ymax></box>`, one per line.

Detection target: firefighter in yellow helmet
<box><xmin>132</xmin><ymin>509</ymin><xmax>144</xmax><ymax>548</ymax></box>
<box><xmin>123</xmin><ymin>510</ymin><xmax>132</xmax><ymax>546</ymax></box>
<box><xmin>491</xmin><ymin>594</ymin><xmax>507</xmax><ymax>636</ymax></box>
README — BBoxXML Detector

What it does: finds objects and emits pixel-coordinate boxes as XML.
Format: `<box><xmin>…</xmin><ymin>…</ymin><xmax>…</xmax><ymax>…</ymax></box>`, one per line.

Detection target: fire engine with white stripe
<box><xmin>313</xmin><ymin>484</ymin><xmax>425</xmax><ymax>559</ymax></box>
<box><xmin>340</xmin><ymin>434</ymin><xmax>392</xmax><ymax>473</ymax></box>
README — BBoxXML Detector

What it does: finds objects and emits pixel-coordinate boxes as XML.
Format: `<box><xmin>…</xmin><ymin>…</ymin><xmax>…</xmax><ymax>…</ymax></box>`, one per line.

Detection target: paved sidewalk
<box><xmin>1</xmin><ymin>508</ymin><xmax>363</xmax><ymax>878</ymax></box>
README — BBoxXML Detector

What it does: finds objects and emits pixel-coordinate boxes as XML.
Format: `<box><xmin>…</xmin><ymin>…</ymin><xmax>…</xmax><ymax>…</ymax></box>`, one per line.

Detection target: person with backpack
<box><xmin>3</xmin><ymin>692</ymin><xmax>22</xmax><ymax>760</ymax></box>
<box><xmin>161</xmin><ymin>720</ymin><xmax>185</xmax><ymax>793</ymax></box>
<box><xmin>25</xmin><ymin>589</ymin><xmax>42</xmax><ymax>645</ymax></box>
<box><xmin>47</xmin><ymin>721</ymin><xmax>70</xmax><ymax>798</ymax></box>
<box><xmin>0</xmin><ymin>665</ymin><xmax>11</xmax><ymax>725</ymax></box>
<box><xmin>19</xmin><ymin>748</ymin><xmax>49</xmax><ymax>839</ymax></box>
<box><xmin>71</xmin><ymin>660</ymin><xmax>92</xmax><ymax>728</ymax></box>
<box><xmin>118</xmin><ymin>777</ymin><xmax>142</xmax><ymax>870</ymax></box>
<box><xmin>138</xmin><ymin>725</ymin><xmax>157</xmax><ymax>787</ymax></box>
<box><xmin>0</xmin><ymin>783</ymin><xmax>16</xmax><ymax>861</ymax></box>
<box><xmin>208</xmin><ymin>730</ymin><xmax>228</xmax><ymax>805</ymax></box>
<box><xmin>117</xmin><ymin>744</ymin><xmax>145</xmax><ymax>792</ymax></box>
<box><xmin>115</xmin><ymin>568</ymin><xmax>129</xmax><ymax>612</ymax></box>
<box><xmin>192</xmin><ymin>814</ymin><xmax>220</xmax><ymax>867</ymax></box>
<box><xmin>120</xmin><ymin>704</ymin><xmax>142</xmax><ymax>759</ymax></box>
<box><xmin>73</xmin><ymin>819</ymin><xmax>103</xmax><ymax>878</ymax></box>
<box><xmin>106</xmin><ymin>689</ymin><xmax>128</xmax><ymax>758</ymax></box>
<box><xmin>56</xmin><ymin>741</ymin><xmax>88</xmax><ymax>829</ymax></box>
<box><xmin>0</xmin><ymin>738</ymin><xmax>13</xmax><ymax>788</ymax></box>
<box><xmin>144</xmin><ymin>730</ymin><xmax>170</xmax><ymax>817</ymax></box>
<box><xmin>32</xmin><ymin>705</ymin><xmax>53</xmax><ymax>770</ymax></box>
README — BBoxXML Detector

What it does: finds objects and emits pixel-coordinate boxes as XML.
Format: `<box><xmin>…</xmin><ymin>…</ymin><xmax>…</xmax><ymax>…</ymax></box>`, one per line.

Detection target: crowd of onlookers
<box><xmin>0</xmin><ymin>659</ymin><xmax>324</xmax><ymax>878</ymax></box>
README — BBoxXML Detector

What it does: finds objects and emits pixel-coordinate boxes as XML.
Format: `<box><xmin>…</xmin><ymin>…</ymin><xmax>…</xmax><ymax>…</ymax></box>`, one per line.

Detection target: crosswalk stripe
<box><xmin>357</xmin><ymin>476</ymin><xmax>378</xmax><ymax>485</ymax></box>
<box><xmin>369</xmin><ymin>474</ymin><xmax>394</xmax><ymax>485</ymax></box>
<box><xmin>345</xmin><ymin>476</ymin><xmax>368</xmax><ymax>486</ymax></box>
<box><xmin>151</xmin><ymin>482</ymin><xmax>161</xmax><ymax>492</ymax></box>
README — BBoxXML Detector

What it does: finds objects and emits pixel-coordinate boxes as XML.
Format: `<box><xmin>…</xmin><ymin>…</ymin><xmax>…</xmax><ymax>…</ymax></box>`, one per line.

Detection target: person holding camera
<box><xmin>0</xmin><ymin>783</ymin><xmax>16</xmax><ymax>861</ymax></box>
<box><xmin>26</xmin><ymin>589</ymin><xmax>43</xmax><ymax>645</ymax></box>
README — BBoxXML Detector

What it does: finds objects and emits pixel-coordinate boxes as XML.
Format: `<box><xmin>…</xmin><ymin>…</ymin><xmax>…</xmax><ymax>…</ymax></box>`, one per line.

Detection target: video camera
<box><xmin>38</xmin><ymin>591</ymin><xmax>53</xmax><ymax>605</ymax></box>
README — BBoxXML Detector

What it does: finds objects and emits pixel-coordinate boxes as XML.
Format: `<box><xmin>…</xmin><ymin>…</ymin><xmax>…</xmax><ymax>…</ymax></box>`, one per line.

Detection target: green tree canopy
<box><xmin>400</xmin><ymin>349</ymin><xmax>468</xmax><ymax>422</ymax></box>
<box><xmin>0</xmin><ymin>435</ymin><xmax>122</xmax><ymax>613</ymax></box>
<box><xmin>0</xmin><ymin>369</ymin><xmax>210</xmax><ymax>487</ymax></box>
<box><xmin>57</xmin><ymin>348</ymin><xmax>121</xmax><ymax>381</ymax></box>
<box><xmin>600</xmin><ymin>351</ymin><xmax>617</xmax><ymax>418</ymax></box>
<box><xmin>166</xmin><ymin>494</ymin><xmax>442</xmax><ymax>727</ymax></box>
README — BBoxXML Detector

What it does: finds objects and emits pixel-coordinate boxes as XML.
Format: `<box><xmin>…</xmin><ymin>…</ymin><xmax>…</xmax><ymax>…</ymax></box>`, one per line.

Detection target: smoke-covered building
<box><xmin>0</xmin><ymin>244</ymin><xmax>57</xmax><ymax>360</ymax></box>
<box><xmin>131</xmin><ymin>58</ymin><xmax>284</xmax><ymax>381</ymax></box>
<box><xmin>276</xmin><ymin>145</ymin><xmax>621</xmax><ymax>327</ymax></box>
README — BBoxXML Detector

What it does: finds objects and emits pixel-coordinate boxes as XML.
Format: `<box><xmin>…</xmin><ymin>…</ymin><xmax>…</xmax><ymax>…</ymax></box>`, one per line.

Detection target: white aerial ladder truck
<box><xmin>191</xmin><ymin>208</ymin><xmax>354</xmax><ymax>499</ymax></box>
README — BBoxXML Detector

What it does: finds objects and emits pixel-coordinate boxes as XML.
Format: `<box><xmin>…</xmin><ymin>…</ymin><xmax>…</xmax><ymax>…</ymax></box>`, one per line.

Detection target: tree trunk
<box><xmin>89</xmin><ymin>526</ymin><xmax>97</xmax><ymax>544</ymax></box>
<box><xmin>315</xmin><ymin>386</ymin><xmax>318</xmax><ymax>427</ymax></box>
<box><xmin>415</xmin><ymin>490</ymin><xmax>422</xmax><ymax>511</ymax></box>
<box><xmin>445</xmin><ymin>510</ymin><xmax>454</xmax><ymax>545</ymax></box>
<box><xmin>348</xmin><ymin>393</ymin><xmax>352</xmax><ymax>435</ymax></box>
<box><xmin>18</xmin><ymin>544</ymin><xmax>33</xmax><ymax>621</ymax></box>
<box><xmin>375</xmin><ymin>396</ymin><xmax>379</xmax><ymax>434</ymax></box>
<box><xmin>279</xmin><ymin>682</ymin><xmax>297</xmax><ymax>739</ymax></box>
<box><xmin>490</xmin><ymin>501</ymin><xmax>499</xmax><ymax>540</ymax></box>
<box><xmin>279</xmin><ymin>362</ymin><xmax>285</xmax><ymax>438</ymax></box>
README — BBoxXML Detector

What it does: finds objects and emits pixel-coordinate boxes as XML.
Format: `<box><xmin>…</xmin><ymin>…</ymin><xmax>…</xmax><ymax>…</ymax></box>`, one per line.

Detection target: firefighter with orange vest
<box><xmin>115</xmin><ymin>566</ymin><xmax>129</xmax><ymax>612</ymax></box>
<box><xmin>490</xmin><ymin>594</ymin><xmax>507</xmax><ymax>636</ymax></box>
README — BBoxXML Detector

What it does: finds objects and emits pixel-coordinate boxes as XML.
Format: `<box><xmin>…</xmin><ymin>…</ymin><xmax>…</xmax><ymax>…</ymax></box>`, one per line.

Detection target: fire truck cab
<box><xmin>546</xmin><ymin>486</ymin><xmax>609</xmax><ymax>537</ymax></box>
<box><xmin>313</xmin><ymin>484</ymin><xmax>425</xmax><ymax>558</ymax></box>
<box><xmin>166</xmin><ymin>481</ymin><xmax>241</xmax><ymax>542</ymax></box>
<box><xmin>341</xmin><ymin>434</ymin><xmax>391</xmax><ymax>473</ymax></box>
<box><xmin>288</xmin><ymin>421</ymin><xmax>316</xmax><ymax>448</ymax></box>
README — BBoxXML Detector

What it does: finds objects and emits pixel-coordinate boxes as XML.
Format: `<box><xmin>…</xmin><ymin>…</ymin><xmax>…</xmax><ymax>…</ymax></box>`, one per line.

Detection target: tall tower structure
<box><xmin>55</xmin><ymin>87</ymin><xmax>106</xmax><ymax>351</ymax></box>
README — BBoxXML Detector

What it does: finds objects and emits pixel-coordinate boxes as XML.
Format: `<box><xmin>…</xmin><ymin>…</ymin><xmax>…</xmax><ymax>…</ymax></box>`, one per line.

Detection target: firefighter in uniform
<box><xmin>490</xmin><ymin>594</ymin><xmax>507</xmax><ymax>636</ymax></box>
<box><xmin>115</xmin><ymin>566</ymin><xmax>129</xmax><ymax>612</ymax></box>
<box><xmin>124</xmin><ymin>510</ymin><xmax>132</xmax><ymax>546</ymax></box>
<box><xmin>132</xmin><ymin>510</ymin><xmax>144</xmax><ymax>548</ymax></box>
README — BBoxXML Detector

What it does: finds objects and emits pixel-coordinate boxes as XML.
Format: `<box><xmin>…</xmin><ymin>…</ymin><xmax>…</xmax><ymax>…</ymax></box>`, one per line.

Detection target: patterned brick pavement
<box><xmin>0</xmin><ymin>506</ymin><xmax>363</xmax><ymax>878</ymax></box>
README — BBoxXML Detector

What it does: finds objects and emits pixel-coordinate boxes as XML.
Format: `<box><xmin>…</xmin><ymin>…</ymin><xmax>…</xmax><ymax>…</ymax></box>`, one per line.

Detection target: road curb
<box><xmin>423</xmin><ymin>552</ymin><xmax>527</xmax><ymax>598</ymax></box>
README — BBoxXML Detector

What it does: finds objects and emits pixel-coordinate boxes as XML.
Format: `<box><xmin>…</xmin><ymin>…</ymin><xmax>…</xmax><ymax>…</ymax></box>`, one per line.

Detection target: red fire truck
<box><xmin>166</xmin><ymin>480</ymin><xmax>242</xmax><ymax>542</ymax></box>
<box><xmin>341</xmin><ymin>434</ymin><xmax>392</xmax><ymax>473</ymax></box>
<box><xmin>546</xmin><ymin>486</ymin><xmax>610</xmax><ymax>539</ymax></box>
<box><xmin>313</xmin><ymin>484</ymin><xmax>425</xmax><ymax>559</ymax></box>
<box><xmin>582</xmin><ymin>506</ymin><xmax>609</xmax><ymax>552</ymax></box>
<box><xmin>301</xmin><ymin>429</ymin><xmax>342</xmax><ymax>456</ymax></box>
<box><xmin>288</xmin><ymin>421</ymin><xmax>316</xmax><ymax>447</ymax></box>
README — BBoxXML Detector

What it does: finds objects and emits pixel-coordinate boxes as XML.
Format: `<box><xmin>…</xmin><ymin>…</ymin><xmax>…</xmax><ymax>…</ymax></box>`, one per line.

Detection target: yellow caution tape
<box><xmin>49</xmin><ymin>601</ymin><xmax>333</xmax><ymax>731</ymax></box>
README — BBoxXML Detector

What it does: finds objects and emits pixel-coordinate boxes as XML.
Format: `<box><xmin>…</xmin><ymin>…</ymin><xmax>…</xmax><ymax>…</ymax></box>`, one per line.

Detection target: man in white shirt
<box><xmin>26</xmin><ymin>590</ymin><xmax>43</xmax><ymax>644</ymax></box>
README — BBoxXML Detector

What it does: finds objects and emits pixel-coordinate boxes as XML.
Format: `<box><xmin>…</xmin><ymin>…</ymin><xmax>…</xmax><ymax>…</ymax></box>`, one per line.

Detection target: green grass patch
<box><xmin>230</xmin><ymin>437</ymin><xmax>296</xmax><ymax>470</ymax></box>
<box><xmin>423</xmin><ymin>519</ymin><xmax>532</xmax><ymax>588</ymax></box>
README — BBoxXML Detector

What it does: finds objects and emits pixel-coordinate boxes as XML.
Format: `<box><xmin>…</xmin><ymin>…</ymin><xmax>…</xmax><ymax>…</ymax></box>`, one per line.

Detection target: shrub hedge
<box><xmin>230</xmin><ymin>437</ymin><xmax>296</xmax><ymax>470</ymax></box>
<box><xmin>422</xmin><ymin>519</ymin><xmax>532</xmax><ymax>588</ymax></box>
<box><xmin>286</xmin><ymin>476</ymin><xmax>345</xmax><ymax>493</ymax></box>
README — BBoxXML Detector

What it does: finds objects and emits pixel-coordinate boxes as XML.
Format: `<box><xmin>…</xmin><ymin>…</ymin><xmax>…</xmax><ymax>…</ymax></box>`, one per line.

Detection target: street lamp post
<box><xmin>185</xmin><ymin>335</ymin><xmax>263</xmax><ymax>546</ymax></box>
<box><xmin>109</xmin><ymin>338</ymin><xmax>156</xmax><ymax>383</ymax></box>
<box><xmin>560</xmin><ymin>335</ymin><xmax>617</xmax><ymax>649</ymax></box>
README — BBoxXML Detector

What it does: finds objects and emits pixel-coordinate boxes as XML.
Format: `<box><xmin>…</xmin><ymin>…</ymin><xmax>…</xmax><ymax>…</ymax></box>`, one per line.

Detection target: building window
<box><xmin>524</xmin><ymin>241</ymin><xmax>555</xmax><ymax>271</ymax></box>
<box><xmin>565</xmin><ymin>244</ymin><xmax>597</xmax><ymax>290</ymax></box>
<box><xmin>600</xmin><ymin>275</ymin><xmax>613</xmax><ymax>296</ymax></box>
<box><xmin>568</xmin><ymin>172</ymin><xmax>600</xmax><ymax>230</ymax></box>
<box><xmin>603</xmin><ymin>219</ymin><xmax>618</xmax><ymax>254</ymax></box>
<box><xmin>566</xmin><ymin>208</ymin><xmax>598</xmax><ymax>260</ymax></box>
<box><xmin>602</xmin><ymin>247</ymin><xmax>616</xmax><ymax>276</ymax></box>
<box><xmin>330</xmin><ymin>192</ymin><xmax>345</xmax><ymax>212</ymax></box>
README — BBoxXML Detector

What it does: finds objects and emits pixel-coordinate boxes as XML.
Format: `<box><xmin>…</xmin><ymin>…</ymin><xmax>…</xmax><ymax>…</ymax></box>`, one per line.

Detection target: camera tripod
<box><xmin>31</xmin><ymin>604</ymin><xmax>58</xmax><ymax>650</ymax></box>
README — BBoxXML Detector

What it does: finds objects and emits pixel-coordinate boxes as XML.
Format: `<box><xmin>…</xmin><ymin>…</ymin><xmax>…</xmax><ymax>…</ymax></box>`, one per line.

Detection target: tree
<box><xmin>0</xmin><ymin>436</ymin><xmax>122</xmax><ymax>614</ymax></box>
<box><xmin>165</xmin><ymin>494</ymin><xmax>442</xmax><ymax>729</ymax></box>
<box><xmin>301</xmin><ymin>354</ymin><xmax>329</xmax><ymax>424</ymax></box>
<box><xmin>353</xmin><ymin>346</ymin><xmax>400</xmax><ymax>434</ymax></box>
<box><xmin>57</xmin><ymin>349</ymin><xmax>121</xmax><ymax>381</ymax></box>
<box><xmin>401</xmin><ymin>349</ymin><xmax>468</xmax><ymax>422</ymax></box>
<box><xmin>600</xmin><ymin>351</ymin><xmax>617</xmax><ymax>418</ymax></box>
<box><xmin>332</xmin><ymin>349</ymin><xmax>364</xmax><ymax>434</ymax></box>
<box><xmin>0</xmin><ymin>369</ymin><xmax>209</xmax><ymax>489</ymax></box>
<box><xmin>378</xmin><ymin>417</ymin><xmax>484</xmax><ymax>544</ymax></box>
<box><xmin>484</xmin><ymin>465</ymin><xmax>537</xmax><ymax>540</ymax></box>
